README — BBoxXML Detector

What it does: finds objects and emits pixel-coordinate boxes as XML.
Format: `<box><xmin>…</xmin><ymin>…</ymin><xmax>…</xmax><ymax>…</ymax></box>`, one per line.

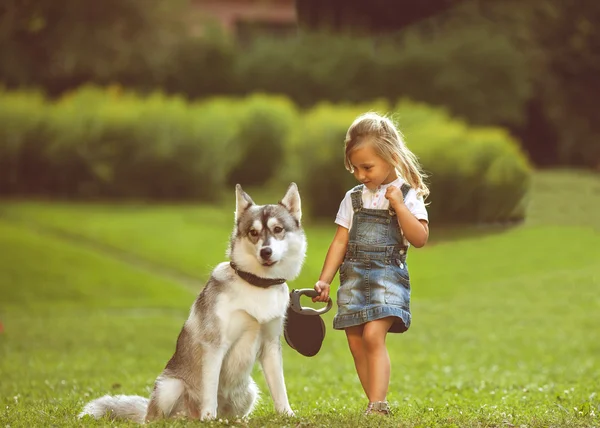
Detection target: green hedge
<box><xmin>3</xmin><ymin>5</ymin><xmax>595</xmax><ymax>170</ymax></box>
<box><xmin>280</xmin><ymin>101</ymin><xmax>385</xmax><ymax>219</ymax></box>
<box><xmin>0</xmin><ymin>87</ymin><xmax>243</xmax><ymax>200</ymax></box>
<box><xmin>284</xmin><ymin>99</ymin><xmax>532</xmax><ymax>224</ymax></box>
<box><xmin>0</xmin><ymin>87</ymin><xmax>532</xmax><ymax>224</ymax></box>
<box><xmin>0</xmin><ymin>90</ymin><xmax>51</xmax><ymax>195</ymax></box>
<box><xmin>226</xmin><ymin>94</ymin><xmax>298</xmax><ymax>187</ymax></box>
<box><xmin>396</xmin><ymin>100</ymin><xmax>531</xmax><ymax>223</ymax></box>
<box><xmin>2</xmin><ymin>26</ymin><xmax>530</xmax><ymax>129</ymax></box>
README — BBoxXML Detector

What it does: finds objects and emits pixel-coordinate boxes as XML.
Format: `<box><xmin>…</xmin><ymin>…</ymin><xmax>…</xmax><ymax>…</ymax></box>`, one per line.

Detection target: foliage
<box><xmin>0</xmin><ymin>87</ymin><xmax>531</xmax><ymax>224</ymax></box>
<box><xmin>295</xmin><ymin>0</ymin><xmax>464</xmax><ymax>34</ymax></box>
<box><xmin>0</xmin><ymin>89</ymin><xmax>50</xmax><ymax>195</ymax></box>
<box><xmin>227</xmin><ymin>94</ymin><xmax>299</xmax><ymax>187</ymax></box>
<box><xmin>530</xmin><ymin>1</ymin><xmax>600</xmax><ymax>168</ymax></box>
<box><xmin>0</xmin><ymin>0</ymin><xmax>186</xmax><ymax>94</ymax></box>
<box><xmin>418</xmin><ymin>0</ymin><xmax>600</xmax><ymax>168</ymax></box>
<box><xmin>282</xmin><ymin>101</ymin><xmax>383</xmax><ymax>218</ymax></box>
<box><xmin>0</xmin><ymin>5</ymin><xmax>532</xmax><ymax>129</ymax></box>
<box><xmin>0</xmin><ymin>87</ymin><xmax>243</xmax><ymax>200</ymax></box>
<box><xmin>402</xmin><ymin>108</ymin><xmax>532</xmax><ymax>224</ymax></box>
<box><xmin>160</xmin><ymin>27</ymin><xmax>238</xmax><ymax>99</ymax></box>
<box><xmin>235</xmin><ymin>29</ymin><xmax>531</xmax><ymax>126</ymax></box>
<box><xmin>1</xmin><ymin>0</ymin><xmax>598</xmax><ymax>169</ymax></box>
<box><xmin>285</xmin><ymin>99</ymin><xmax>532</xmax><ymax>224</ymax></box>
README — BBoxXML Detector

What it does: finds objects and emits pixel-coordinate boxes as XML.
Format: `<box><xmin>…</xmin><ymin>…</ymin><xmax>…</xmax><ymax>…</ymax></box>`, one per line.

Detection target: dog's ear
<box><xmin>235</xmin><ymin>184</ymin><xmax>255</xmax><ymax>221</ymax></box>
<box><xmin>280</xmin><ymin>182</ymin><xmax>302</xmax><ymax>224</ymax></box>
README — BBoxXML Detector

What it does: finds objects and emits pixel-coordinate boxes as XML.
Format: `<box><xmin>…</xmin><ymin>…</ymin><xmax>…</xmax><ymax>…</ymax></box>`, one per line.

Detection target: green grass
<box><xmin>1</xmin><ymin>170</ymin><xmax>599</xmax><ymax>427</ymax></box>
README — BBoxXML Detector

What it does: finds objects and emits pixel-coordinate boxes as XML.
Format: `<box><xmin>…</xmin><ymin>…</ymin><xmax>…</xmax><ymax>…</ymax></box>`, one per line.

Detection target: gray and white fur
<box><xmin>79</xmin><ymin>183</ymin><xmax>307</xmax><ymax>423</ymax></box>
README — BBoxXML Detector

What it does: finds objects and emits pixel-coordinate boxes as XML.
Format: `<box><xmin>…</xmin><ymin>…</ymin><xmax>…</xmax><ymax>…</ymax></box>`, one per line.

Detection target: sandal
<box><xmin>364</xmin><ymin>401</ymin><xmax>391</xmax><ymax>416</ymax></box>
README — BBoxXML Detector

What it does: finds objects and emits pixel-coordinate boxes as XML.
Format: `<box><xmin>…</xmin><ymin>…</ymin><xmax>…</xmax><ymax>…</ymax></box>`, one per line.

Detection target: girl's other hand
<box><xmin>385</xmin><ymin>185</ymin><xmax>404</xmax><ymax>208</ymax></box>
<box><xmin>313</xmin><ymin>280</ymin><xmax>331</xmax><ymax>302</ymax></box>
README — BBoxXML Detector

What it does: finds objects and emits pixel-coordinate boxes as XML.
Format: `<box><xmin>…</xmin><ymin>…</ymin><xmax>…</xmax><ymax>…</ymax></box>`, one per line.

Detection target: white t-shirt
<box><xmin>335</xmin><ymin>178</ymin><xmax>429</xmax><ymax>231</ymax></box>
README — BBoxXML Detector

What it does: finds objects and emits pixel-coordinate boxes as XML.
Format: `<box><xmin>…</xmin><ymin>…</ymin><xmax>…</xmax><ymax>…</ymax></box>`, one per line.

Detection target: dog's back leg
<box><xmin>145</xmin><ymin>397</ymin><xmax>162</xmax><ymax>422</ymax></box>
<box><xmin>145</xmin><ymin>377</ymin><xmax>185</xmax><ymax>422</ymax></box>
<box><xmin>183</xmin><ymin>390</ymin><xmax>201</xmax><ymax>419</ymax></box>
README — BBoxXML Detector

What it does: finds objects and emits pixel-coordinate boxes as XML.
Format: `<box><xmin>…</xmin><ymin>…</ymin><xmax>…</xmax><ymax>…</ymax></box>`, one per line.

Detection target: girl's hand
<box><xmin>385</xmin><ymin>185</ymin><xmax>404</xmax><ymax>209</ymax></box>
<box><xmin>313</xmin><ymin>280</ymin><xmax>330</xmax><ymax>302</ymax></box>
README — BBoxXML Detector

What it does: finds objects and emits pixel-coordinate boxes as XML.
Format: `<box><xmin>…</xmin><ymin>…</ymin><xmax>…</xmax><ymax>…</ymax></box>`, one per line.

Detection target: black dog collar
<box><xmin>230</xmin><ymin>262</ymin><xmax>287</xmax><ymax>288</ymax></box>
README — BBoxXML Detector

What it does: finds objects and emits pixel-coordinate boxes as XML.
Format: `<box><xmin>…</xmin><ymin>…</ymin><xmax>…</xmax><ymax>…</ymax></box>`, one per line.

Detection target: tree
<box><xmin>531</xmin><ymin>0</ymin><xmax>600</xmax><ymax>167</ymax></box>
<box><xmin>0</xmin><ymin>0</ymin><xmax>186</xmax><ymax>94</ymax></box>
<box><xmin>295</xmin><ymin>0</ymin><xmax>464</xmax><ymax>34</ymax></box>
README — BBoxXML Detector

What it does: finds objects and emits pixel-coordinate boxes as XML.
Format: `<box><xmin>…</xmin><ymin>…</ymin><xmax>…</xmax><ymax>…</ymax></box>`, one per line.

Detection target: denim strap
<box><xmin>388</xmin><ymin>183</ymin><xmax>412</xmax><ymax>216</ymax></box>
<box><xmin>350</xmin><ymin>185</ymin><xmax>364</xmax><ymax>212</ymax></box>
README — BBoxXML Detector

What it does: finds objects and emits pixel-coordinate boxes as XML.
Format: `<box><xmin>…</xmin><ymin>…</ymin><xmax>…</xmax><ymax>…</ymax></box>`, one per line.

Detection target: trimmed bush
<box><xmin>281</xmin><ymin>101</ymin><xmax>390</xmax><ymax>218</ymax></box>
<box><xmin>0</xmin><ymin>89</ymin><xmax>51</xmax><ymax>195</ymax></box>
<box><xmin>1</xmin><ymin>86</ymin><xmax>243</xmax><ymax>200</ymax></box>
<box><xmin>227</xmin><ymin>94</ymin><xmax>298</xmax><ymax>187</ymax></box>
<box><xmin>286</xmin><ymin>99</ymin><xmax>532</xmax><ymax>224</ymax></box>
<box><xmin>0</xmin><ymin>87</ymin><xmax>532</xmax><ymax>225</ymax></box>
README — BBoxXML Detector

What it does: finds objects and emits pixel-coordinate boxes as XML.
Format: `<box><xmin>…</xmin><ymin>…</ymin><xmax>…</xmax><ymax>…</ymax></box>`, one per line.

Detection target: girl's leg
<box><xmin>345</xmin><ymin>325</ymin><xmax>368</xmax><ymax>395</ymax></box>
<box><xmin>362</xmin><ymin>317</ymin><xmax>394</xmax><ymax>402</ymax></box>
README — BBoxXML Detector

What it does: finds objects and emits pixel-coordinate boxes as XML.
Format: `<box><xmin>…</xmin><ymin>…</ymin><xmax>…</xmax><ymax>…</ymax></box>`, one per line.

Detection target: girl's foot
<box><xmin>364</xmin><ymin>401</ymin><xmax>391</xmax><ymax>416</ymax></box>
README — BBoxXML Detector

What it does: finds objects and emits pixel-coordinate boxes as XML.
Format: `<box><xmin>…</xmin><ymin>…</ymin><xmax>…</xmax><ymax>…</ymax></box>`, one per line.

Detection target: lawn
<box><xmin>1</xmin><ymin>170</ymin><xmax>599</xmax><ymax>427</ymax></box>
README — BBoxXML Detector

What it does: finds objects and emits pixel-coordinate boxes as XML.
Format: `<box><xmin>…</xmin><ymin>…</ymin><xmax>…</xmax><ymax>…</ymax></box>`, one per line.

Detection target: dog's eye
<box><xmin>273</xmin><ymin>226</ymin><xmax>284</xmax><ymax>234</ymax></box>
<box><xmin>249</xmin><ymin>229</ymin><xmax>259</xmax><ymax>237</ymax></box>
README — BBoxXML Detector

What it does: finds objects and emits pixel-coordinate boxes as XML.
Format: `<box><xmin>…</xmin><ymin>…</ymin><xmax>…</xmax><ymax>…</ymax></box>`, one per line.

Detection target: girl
<box><xmin>312</xmin><ymin>112</ymin><xmax>430</xmax><ymax>415</ymax></box>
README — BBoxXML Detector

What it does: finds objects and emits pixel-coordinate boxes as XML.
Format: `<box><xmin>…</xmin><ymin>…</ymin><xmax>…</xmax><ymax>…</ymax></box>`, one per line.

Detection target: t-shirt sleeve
<box><xmin>404</xmin><ymin>189</ymin><xmax>429</xmax><ymax>222</ymax></box>
<box><xmin>335</xmin><ymin>191</ymin><xmax>353</xmax><ymax>229</ymax></box>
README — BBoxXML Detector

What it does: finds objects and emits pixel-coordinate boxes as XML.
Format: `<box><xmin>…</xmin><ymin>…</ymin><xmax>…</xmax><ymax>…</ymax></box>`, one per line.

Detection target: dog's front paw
<box><xmin>276</xmin><ymin>406</ymin><xmax>295</xmax><ymax>417</ymax></box>
<box><xmin>200</xmin><ymin>409</ymin><xmax>217</xmax><ymax>421</ymax></box>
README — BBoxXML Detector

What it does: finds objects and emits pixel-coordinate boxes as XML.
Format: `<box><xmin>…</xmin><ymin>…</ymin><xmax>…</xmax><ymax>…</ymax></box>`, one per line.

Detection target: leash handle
<box><xmin>289</xmin><ymin>288</ymin><xmax>333</xmax><ymax>316</ymax></box>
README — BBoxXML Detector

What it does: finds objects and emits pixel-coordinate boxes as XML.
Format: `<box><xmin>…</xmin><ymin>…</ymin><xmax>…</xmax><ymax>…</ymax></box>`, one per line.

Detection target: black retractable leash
<box><xmin>284</xmin><ymin>289</ymin><xmax>333</xmax><ymax>357</ymax></box>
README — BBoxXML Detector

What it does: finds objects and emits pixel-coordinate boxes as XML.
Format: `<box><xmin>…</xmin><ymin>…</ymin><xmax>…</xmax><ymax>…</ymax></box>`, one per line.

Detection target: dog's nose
<box><xmin>260</xmin><ymin>247</ymin><xmax>272</xmax><ymax>260</ymax></box>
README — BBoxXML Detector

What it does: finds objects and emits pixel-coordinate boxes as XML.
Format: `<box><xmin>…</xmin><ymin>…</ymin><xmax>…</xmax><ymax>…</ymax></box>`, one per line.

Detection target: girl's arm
<box><xmin>393</xmin><ymin>204</ymin><xmax>429</xmax><ymax>248</ymax></box>
<box><xmin>313</xmin><ymin>225</ymin><xmax>349</xmax><ymax>302</ymax></box>
<box><xmin>385</xmin><ymin>186</ymin><xmax>429</xmax><ymax>248</ymax></box>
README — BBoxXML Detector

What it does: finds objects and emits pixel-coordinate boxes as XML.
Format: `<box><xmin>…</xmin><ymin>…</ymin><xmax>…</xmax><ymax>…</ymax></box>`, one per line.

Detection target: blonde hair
<box><xmin>344</xmin><ymin>112</ymin><xmax>429</xmax><ymax>200</ymax></box>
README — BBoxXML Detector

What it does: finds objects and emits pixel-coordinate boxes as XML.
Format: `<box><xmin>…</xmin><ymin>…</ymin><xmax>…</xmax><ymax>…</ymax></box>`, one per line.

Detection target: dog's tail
<box><xmin>78</xmin><ymin>394</ymin><xmax>149</xmax><ymax>423</ymax></box>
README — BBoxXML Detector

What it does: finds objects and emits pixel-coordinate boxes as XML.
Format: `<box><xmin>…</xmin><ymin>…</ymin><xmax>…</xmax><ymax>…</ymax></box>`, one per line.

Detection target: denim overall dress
<box><xmin>333</xmin><ymin>183</ymin><xmax>412</xmax><ymax>334</ymax></box>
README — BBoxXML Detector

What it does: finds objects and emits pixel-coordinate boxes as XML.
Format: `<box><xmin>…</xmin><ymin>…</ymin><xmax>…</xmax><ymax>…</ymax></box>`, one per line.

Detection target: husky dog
<box><xmin>79</xmin><ymin>183</ymin><xmax>307</xmax><ymax>423</ymax></box>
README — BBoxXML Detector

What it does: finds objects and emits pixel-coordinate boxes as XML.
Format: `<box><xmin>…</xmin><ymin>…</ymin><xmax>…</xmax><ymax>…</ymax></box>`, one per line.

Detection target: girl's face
<box><xmin>348</xmin><ymin>143</ymin><xmax>397</xmax><ymax>191</ymax></box>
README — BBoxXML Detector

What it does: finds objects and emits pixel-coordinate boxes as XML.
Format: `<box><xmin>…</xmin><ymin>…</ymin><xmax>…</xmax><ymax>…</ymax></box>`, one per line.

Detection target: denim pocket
<box><xmin>384</xmin><ymin>261</ymin><xmax>411</xmax><ymax>308</ymax></box>
<box><xmin>355</xmin><ymin>217</ymin><xmax>389</xmax><ymax>245</ymax></box>
<box><xmin>337</xmin><ymin>261</ymin><xmax>352</xmax><ymax>304</ymax></box>
<box><xmin>337</xmin><ymin>283</ymin><xmax>353</xmax><ymax>305</ymax></box>
<box><xmin>393</xmin><ymin>258</ymin><xmax>410</xmax><ymax>288</ymax></box>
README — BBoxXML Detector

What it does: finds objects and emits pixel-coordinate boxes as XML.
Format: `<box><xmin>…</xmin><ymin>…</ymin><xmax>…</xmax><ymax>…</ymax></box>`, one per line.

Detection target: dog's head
<box><xmin>228</xmin><ymin>183</ymin><xmax>307</xmax><ymax>281</ymax></box>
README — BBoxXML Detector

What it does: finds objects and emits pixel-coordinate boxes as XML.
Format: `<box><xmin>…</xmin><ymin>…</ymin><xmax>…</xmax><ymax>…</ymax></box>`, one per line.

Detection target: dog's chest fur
<box><xmin>213</xmin><ymin>262</ymin><xmax>289</xmax><ymax>325</ymax></box>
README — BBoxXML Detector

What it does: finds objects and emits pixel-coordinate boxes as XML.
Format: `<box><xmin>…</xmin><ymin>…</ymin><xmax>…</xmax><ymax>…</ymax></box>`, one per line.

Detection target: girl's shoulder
<box><xmin>349</xmin><ymin>184</ymin><xmax>364</xmax><ymax>193</ymax></box>
<box><xmin>341</xmin><ymin>184</ymin><xmax>364</xmax><ymax>201</ymax></box>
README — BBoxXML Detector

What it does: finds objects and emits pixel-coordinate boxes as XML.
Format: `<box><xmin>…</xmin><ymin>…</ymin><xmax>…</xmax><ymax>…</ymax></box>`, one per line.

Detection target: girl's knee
<box><xmin>362</xmin><ymin>328</ymin><xmax>388</xmax><ymax>352</ymax></box>
<box><xmin>363</xmin><ymin>336</ymin><xmax>385</xmax><ymax>352</ymax></box>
